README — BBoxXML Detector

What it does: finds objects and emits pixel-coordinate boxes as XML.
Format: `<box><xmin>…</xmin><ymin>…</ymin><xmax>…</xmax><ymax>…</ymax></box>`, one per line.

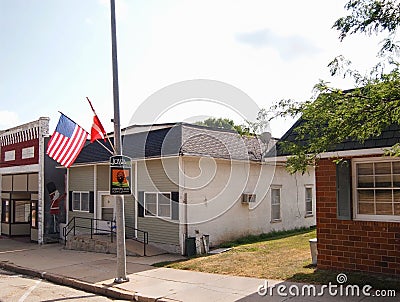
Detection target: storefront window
<box><xmin>1</xmin><ymin>200</ymin><xmax>10</xmax><ymax>223</ymax></box>
<box><xmin>31</xmin><ymin>201</ymin><xmax>38</xmax><ymax>228</ymax></box>
<box><xmin>14</xmin><ymin>200</ymin><xmax>30</xmax><ymax>223</ymax></box>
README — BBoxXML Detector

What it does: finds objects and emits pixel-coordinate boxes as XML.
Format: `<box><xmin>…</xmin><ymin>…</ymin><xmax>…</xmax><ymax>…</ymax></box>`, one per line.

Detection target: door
<box><xmin>96</xmin><ymin>192</ymin><xmax>115</xmax><ymax>233</ymax></box>
<box><xmin>13</xmin><ymin>200</ymin><xmax>31</xmax><ymax>236</ymax></box>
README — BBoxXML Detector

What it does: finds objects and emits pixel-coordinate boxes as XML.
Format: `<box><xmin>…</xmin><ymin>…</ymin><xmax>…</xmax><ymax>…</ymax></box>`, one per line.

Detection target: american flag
<box><xmin>46</xmin><ymin>114</ymin><xmax>88</xmax><ymax>168</ymax></box>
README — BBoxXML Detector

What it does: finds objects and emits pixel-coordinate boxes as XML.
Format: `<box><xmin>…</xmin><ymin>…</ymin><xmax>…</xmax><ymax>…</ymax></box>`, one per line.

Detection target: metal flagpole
<box><xmin>95</xmin><ymin>139</ymin><xmax>114</xmax><ymax>155</ymax></box>
<box><xmin>86</xmin><ymin>97</ymin><xmax>117</xmax><ymax>154</ymax></box>
<box><xmin>110</xmin><ymin>0</ymin><xmax>128</xmax><ymax>283</ymax></box>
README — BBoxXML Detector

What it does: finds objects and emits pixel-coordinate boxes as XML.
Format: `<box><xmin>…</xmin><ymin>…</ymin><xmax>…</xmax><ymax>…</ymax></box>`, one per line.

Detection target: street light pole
<box><xmin>110</xmin><ymin>0</ymin><xmax>128</xmax><ymax>283</ymax></box>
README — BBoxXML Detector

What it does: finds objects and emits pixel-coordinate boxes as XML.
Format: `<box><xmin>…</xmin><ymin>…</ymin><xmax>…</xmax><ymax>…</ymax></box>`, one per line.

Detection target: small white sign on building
<box><xmin>4</xmin><ymin>150</ymin><xmax>15</xmax><ymax>161</ymax></box>
<box><xmin>22</xmin><ymin>146</ymin><xmax>35</xmax><ymax>159</ymax></box>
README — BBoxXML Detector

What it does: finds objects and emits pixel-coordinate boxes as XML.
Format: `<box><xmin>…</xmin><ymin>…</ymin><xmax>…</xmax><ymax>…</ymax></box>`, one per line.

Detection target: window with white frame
<box><xmin>354</xmin><ymin>159</ymin><xmax>400</xmax><ymax>221</ymax></box>
<box><xmin>271</xmin><ymin>186</ymin><xmax>281</xmax><ymax>221</ymax></box>
<box><xmin>305</xmin><ymin>186</ymin><xmax>313</xmax><ymax>216</ymax></box>
<box><xmin>144</xmin><ymin>192</ymin><xmax>171</xmax><ymax>218</ymax></box>
<box><xmin>22</xmin><ymin>146</ymin><xmax>35</xmax><ymax>159</ymax></box>
<box><xmin>72</xmin><ymin>191</ymin><xmax>89</xmax><ymax>212</ymax></box>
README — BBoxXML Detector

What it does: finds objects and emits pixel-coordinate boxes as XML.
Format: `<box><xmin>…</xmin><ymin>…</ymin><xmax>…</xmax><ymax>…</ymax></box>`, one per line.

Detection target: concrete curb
<box><xmin>0</xmin><ymin>261</ymin><xmax>136</xmax><ymax>301</ymax></box>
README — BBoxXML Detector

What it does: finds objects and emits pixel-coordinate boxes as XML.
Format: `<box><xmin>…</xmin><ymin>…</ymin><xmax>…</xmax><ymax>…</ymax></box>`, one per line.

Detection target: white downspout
<box><xmin>134</xmin><ymin>160</ymin><xmax>138</xmax><ymax>238</ymax></box>
<box><xmin>66</xmin><ymin>168</ymin><xmax>69</xmax><ymax>224</ymax></box>
<box><xmin>179</xmin><ymin>156</ymin><xmax>187</xmax><ymax>255</ymax></box>
<box><xmin>94</xmin><ymin>165</ymin><xmax>97</xmax><ymax>220</ymax></box>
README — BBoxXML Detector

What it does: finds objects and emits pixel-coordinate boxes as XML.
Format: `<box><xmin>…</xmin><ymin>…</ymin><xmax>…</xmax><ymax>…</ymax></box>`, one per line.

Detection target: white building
<box><xmin>67</xmin><ymin>123</ymin><xmax>315</xmax><ymax>254</ymax></box>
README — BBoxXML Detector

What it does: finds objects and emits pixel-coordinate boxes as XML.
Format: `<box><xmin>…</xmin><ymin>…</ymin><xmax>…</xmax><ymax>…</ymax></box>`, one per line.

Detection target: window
<box><xmin>14</xmin><ymin>200</ymin><xmax>30</xmax><ymax>223</ymax></box>
<box><xmin>72</xmin><ymin>192</ymin><xmax>89</xmax><ymax>212</ymax></box>
<box><xmin>1</xmin><ymin>200</ymin><xmax>9</xmax><ymax>223</ymax></box>
<box><xmin>305</xmin><ymin>186</ymin><xmax>313</xmax><ymax>216</ymax></box>
<box><xmin>271</xmin><ymin>187</ymin><xmax>281</xmax><ymax>221</ymax></box>
<box><xmin>144</xmin><ymin>192</ymin><xmax>171</xmax><ymax>218</ymax></box>
<box><xmin>4</xmin><ymin>150</ymin><xmax>15</xmax><ymax>161</ymax></box>
<box><xmin>31</xmin><ymin>201</ymin><xmax>38</xmax><ymax>228</ymax></box>
<box><xmin>354</xmin><ymin>159</ymin><xmax>400</xmax><ymax>221</ymax></box>
<box><xmin>158</xmin><ymin>193</ymin><xmax>171</xmax><ymax>217</ymax></box>
<box><xmin>22</xmin><ymin>146</ymin><xmax>35</xmax><ymax>159</ymax></box>
<box><xmin>144</xmin><ymin>193</ymin><xmax>156</xmax><ymax>216</ymax></box>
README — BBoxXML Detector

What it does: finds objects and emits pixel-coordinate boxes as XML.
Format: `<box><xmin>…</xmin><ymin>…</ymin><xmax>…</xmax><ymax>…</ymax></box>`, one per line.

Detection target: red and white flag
<box><xmin>87</xmin><ymin>97</ymin><xmax>107</xmax><ymax>143</ymax></box>
<box><xmin>46</xmin><ymin>114</ymin><xmax>88</xmax><ymax>168</ymax></box>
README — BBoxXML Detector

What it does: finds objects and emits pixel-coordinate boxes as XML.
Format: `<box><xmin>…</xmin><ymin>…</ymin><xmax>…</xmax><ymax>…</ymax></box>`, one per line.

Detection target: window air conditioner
<box><xmin>242</xmin><ymin>193</ymin><xmax>256</xmax><ymax>203</ymax></box>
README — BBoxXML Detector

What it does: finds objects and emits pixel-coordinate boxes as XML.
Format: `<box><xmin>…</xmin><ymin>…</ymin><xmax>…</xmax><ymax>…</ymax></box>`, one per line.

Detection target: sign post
<box><xmin>110</xmin><ymin>155</ymin><xmax>132</xmax><ymax>195</ymax></box>
<box><xmin>110</xmin><ymin>0</ymin><xmax>128</xmax><ymax>284</ymax></box>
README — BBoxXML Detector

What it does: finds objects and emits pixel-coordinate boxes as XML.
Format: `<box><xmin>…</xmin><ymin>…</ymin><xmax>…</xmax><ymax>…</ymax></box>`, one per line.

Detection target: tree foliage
<box><xmin>333</xmin><ymin>0</ymin><xmax>400</xmax><ymax>56</ymax></box>
<box><xmin>275</xmin><ymin>72</ymin><xmax>400</xmax><ymax>174</ymax></box>
<box><xmin>271</xmin><ymin>0</ymin><xmax>400</xmax><ymax>173</ymax></box>
<box><xmin>195</xmin><ymin>117</ymin><xmax>250</xmax><ymax>135</ymax></box>
<box><xmin>196</xmin><ymin>113</ymin><xmax>270</xmax><ymax>136</ymax></box>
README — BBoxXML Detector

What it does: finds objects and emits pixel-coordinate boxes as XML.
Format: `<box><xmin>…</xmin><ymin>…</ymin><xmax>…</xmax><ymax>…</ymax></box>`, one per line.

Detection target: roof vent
<box><xmin>259</xmin><ymin>132</ymin><xmax>271</xmax><ymax>144</ymax></box>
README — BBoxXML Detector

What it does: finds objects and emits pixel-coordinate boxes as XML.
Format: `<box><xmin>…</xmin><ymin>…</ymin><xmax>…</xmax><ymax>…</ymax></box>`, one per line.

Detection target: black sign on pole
<box><xmin>110</xmin><ymin>155</ymin><xmax>132</xmax><ymax>195</ymax></box>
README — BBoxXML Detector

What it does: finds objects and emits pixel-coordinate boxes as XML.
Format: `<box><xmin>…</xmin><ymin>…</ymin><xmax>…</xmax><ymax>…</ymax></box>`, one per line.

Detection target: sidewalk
<box><xmin>0</xmin><ymin>238</ymin><xmax>389</xmax><ymax>301</ymax></box>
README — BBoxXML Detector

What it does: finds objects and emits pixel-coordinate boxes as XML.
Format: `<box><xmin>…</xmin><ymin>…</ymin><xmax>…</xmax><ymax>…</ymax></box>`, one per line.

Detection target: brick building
<box><xmin>274</xmin><ymin>120</ymin><xmax>400</xmax><ymax>276</ymax></box>
<box><xmin>316</xmin><ymin>157</ymin><xmax>399</xmax><ymax>275</ymax></box>
<box><xmin>0</xmin><ymin>117</ymin><xmax>66</xmax><ymax>243</ymax></box>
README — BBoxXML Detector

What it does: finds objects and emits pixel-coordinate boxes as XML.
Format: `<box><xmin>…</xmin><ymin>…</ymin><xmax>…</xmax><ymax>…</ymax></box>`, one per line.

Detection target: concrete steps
<box><xmin>64</xmin><ymin>234</ymin><xmax>167</xmax><ymax>257</ymax></box>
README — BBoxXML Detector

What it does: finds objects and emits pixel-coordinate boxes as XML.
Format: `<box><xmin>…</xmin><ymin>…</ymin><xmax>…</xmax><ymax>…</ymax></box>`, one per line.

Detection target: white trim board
<box><xmin>0</xmin><ymin>164</ymin><xmax>40</xmax><ymax>174</ymax></box>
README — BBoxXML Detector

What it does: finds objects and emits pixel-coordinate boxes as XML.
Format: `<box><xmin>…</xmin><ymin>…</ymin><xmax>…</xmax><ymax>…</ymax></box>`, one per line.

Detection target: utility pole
<box><xmin>110</xmin><ymin>0</ymin><xmax>128</xmax><ymax>283</ymax></box>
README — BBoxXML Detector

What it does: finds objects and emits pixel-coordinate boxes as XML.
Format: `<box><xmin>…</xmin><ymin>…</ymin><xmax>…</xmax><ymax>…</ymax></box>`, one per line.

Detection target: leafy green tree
<box><xmin>333</xmin><ymin>0</ymin><xmax>400</xmax><ymax>57</ymax></box>
<box><xmin>195</xmin><ymin>117</ymin><xmax>235</xmax><ymax>130</ymax></box>
<box><xmin>271</xmin><ymin>0</ymin><xmax>400</xmax><ymax>174</ymax></box>
<box><xmin>195</xmin><ymin>117</ymin><xmax>253</xmax><ymax>135</ymax></box>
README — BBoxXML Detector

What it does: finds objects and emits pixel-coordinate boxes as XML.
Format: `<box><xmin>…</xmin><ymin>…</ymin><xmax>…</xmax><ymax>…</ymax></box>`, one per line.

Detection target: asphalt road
<box><xmin>0</xmin><ymin>269</ymin><xmax>123</xmax><ymax>302</ymax></box>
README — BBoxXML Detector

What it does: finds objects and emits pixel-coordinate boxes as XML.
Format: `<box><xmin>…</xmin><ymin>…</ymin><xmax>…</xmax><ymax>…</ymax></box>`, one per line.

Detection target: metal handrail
<box><xmin>125</xmin><ymin>224</ymin><xmax>149</xmax><ymax>256</ymax></box>
<box><xmin>63</xmin><ymin>216</ymin><xmax>76</xmax><ymax>246</ymax></box>
<box><xmin>63</xmin><ymin>216</ymin><xmax>115</xmax><ymax>245</ymax></box>
<box><xmin>63</xmin><ymin>216</ymin><xmax>149</xmax><ymax>256</ymax></box>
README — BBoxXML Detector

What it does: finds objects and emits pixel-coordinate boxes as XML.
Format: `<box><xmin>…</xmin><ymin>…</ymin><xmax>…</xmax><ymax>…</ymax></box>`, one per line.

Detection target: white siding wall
<box><xmin>137</xmin><ymin>158</ymin><xmax>179</xmax><ymax>192</ymax></box>
<box><xmin>137</xmin><ymin>158</ymin><xmax>180</xmax><ymax>252</ymax></box>
<box><xmin>68</xmin><ymin>166</ymin><xmax>94</xmax><ymax>230</ymax></box>
<box><xmin>182</xmin><ymin>157</ymin><xmax>316</xmax><ymax>247</ymax></box>
<box><xmin>67</xmin><ymin>164</ymin><xmax>136</xmax><ymax>239</ymax></box>
<box><xmin>96</xmin><ymin>165</ymin><xmax>109</xmax><ymax>191</ymax></box>
<box><xmin>69</xmin><ymin>166</ymin><xmax>94</xmax><ymax>191</ymax></box>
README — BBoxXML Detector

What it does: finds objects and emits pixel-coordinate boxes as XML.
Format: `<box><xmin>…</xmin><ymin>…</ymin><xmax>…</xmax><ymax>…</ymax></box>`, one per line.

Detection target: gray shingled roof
<box><xmin>271</xmin><ymin>118</ymin><xmax>400</xmax><ymax>157</ymax></box>
<box><xmin>74</xmin><ymin>123</ymin><xmax>265</xmax><ymax>165</ymax></box>
<box><xmin>181</xmin><ymin>124</ymin><xmax>263</xmax><ymax>161</ymax></box>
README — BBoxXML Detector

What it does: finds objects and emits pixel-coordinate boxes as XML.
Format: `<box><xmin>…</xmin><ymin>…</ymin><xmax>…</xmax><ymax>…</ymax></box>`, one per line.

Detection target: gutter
<box><xmin>265</xmin><ymin>147</ymin><xmax>386</xmax><ymax>164</ymax></box>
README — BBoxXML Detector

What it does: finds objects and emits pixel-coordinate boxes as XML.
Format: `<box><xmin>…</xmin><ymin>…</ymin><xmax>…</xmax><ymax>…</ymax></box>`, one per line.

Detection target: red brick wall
<box><xmin>0</xmin><ymin>139</ymin><xmax>39</xmax><ymax>168</ymax></box>
<box><xmin>316</xmin><ymin>158</ymin><xmax>400</xmax><ymax>276</ymax></box>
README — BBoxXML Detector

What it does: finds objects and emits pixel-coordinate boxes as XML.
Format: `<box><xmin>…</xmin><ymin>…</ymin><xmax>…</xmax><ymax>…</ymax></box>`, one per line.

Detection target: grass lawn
<box><xmin>155</xmin><ymin>228</ymin><xmax>400</xmax><ymax>291</ymax></box>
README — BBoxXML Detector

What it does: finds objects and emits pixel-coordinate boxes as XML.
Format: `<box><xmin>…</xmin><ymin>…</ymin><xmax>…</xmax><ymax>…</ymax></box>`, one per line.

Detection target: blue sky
<box><xmin>0</xmin><ymin>0</ymin><xmax>384</xmax><ymax>137</ymax></box>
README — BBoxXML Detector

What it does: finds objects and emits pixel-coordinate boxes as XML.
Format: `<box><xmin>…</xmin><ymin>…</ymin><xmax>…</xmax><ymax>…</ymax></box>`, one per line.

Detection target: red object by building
<box><xmin>49</xmin><ymin>192</ymin><xmax>66</xmax><ymax>215</ymax></box>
